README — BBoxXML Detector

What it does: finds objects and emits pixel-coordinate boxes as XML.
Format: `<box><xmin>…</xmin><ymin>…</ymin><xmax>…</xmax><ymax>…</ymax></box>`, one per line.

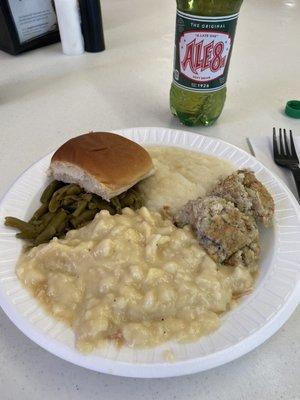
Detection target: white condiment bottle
<box><xmin>54</xmin><ymin>0</ymin><xmax>84</xmax><ymax>55</ymax></box>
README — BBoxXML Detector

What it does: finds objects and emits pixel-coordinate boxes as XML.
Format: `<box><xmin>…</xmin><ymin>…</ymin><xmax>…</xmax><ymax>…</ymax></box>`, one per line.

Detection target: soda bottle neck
<box><xmin>176</xmin><ymin>0</ymin><xmax>243</xmax><ymax>17</ymax></box>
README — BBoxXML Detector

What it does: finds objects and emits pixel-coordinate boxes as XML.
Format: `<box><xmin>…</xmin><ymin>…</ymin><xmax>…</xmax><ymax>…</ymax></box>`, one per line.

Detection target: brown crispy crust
<box><xmin>180</xmin><ymin>196</ymin><xmax>259</xmax><ymax>264</ymax></box>
<box><xmin>226</xmin><ymin>241</ymin><xmax>260</xmax><ymax>268</ymax></box>
<box><xmin>240</xmin><ymin>170</ymin><xmax>274</xmax><ymax>226</ymax></box>
<box><xmin>210</xmin><ymin>169</ymin><xmax>274</xmax><ymax>227</ymax></box>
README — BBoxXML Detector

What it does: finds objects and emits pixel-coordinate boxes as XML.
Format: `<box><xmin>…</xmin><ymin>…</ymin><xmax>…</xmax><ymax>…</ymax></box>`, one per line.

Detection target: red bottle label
<box><xmin>173</xmin><ymin>11</ymin><xmax>238</xmax><ymax>92</ymax></box>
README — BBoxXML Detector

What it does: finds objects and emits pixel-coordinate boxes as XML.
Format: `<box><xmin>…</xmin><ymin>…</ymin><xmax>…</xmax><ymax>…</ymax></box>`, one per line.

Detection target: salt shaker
<box><xmin>54</xmin><ymin>0</ymin><xmax>84</xmax><ymax>55</ymax></box>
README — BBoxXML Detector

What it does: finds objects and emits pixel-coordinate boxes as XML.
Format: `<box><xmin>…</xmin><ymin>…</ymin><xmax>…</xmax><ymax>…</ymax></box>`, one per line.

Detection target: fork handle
<box><xmin>291</xmin><ymin>167</ymin><xmax>300</xmax><ymax>201</ymax></box>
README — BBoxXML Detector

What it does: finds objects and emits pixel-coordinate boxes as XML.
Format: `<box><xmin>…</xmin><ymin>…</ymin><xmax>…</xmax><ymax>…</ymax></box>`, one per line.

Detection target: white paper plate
<box><xmin>0</xmin><ymin>127</ymin><xmax>299</xmax><ymax>378</ymax></box>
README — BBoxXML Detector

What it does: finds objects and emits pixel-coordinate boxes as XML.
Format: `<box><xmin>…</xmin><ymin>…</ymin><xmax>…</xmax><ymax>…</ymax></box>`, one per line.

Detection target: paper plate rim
<box><xmin>0</xmin><ymin>127</ymin><xmax>299</xmax><ymax>378</ymax></box>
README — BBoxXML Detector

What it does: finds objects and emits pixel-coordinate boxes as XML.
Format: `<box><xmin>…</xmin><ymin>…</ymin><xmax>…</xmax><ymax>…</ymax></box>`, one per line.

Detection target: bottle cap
<box><xmin>285</xmin><ymin>100</ymin><xmax>300</xmax><ymax>119</ymax></box>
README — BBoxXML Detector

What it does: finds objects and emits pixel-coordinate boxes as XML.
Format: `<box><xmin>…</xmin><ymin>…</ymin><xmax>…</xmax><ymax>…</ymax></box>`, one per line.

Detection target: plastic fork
<box><xmin>273</xmin><ymin>128</ymin><xmax>300</xmax><ymax>201</ymax></box>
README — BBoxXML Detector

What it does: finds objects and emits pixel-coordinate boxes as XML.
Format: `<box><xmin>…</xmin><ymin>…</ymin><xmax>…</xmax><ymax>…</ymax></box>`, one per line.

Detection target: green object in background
<box><xmin>285</xmin><ymin>100</ymin><xmax>300</xmax><ymax>119</ymax></box>
<box><xmin>170</xmin><ymin>0</ymin><xmax>243</xmax><ymax>126</ymax></box>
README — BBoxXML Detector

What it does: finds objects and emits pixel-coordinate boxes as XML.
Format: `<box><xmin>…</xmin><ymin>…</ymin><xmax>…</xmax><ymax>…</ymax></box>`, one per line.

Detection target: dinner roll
<box><xmin>50</xmin><ymin>132</ymin><xmax>155</xmax><ymax>200</ymax></box>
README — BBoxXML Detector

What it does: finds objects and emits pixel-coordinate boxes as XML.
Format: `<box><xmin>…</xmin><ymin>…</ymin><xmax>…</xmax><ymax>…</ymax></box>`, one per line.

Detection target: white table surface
<box><xmin>0</xmin><ymin>0</ymin><xmax>299</xmax><ymax>398</ymax></box>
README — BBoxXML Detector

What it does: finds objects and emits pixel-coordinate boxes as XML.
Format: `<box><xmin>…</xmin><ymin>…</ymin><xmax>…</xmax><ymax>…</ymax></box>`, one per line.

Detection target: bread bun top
<box><xmin>51</xmin><ymin>132</ymin><xmax>154</xmax><ymax>191</ymax></box>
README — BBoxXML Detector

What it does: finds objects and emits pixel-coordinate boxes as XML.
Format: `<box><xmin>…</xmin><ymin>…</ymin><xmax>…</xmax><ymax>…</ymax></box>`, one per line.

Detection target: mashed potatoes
<box><xmin>16</xmin><ymin>147</ymin><xmax>255</xmax><ymax>352</ymax></box>
<box><xmin>139</xmin><ymin>147</ymin><xmax>235</xmax><ymax>214</ymax></box>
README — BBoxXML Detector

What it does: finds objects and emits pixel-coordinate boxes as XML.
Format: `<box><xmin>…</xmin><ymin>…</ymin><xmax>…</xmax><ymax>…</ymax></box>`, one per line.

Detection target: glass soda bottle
<box><xmin>170</xmin><ymin>0</ymin><xmax>243</xmax><ymax>126</ymax></box>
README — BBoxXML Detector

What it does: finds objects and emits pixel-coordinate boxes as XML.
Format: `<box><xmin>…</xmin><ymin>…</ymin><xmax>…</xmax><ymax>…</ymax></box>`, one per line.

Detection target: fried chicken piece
<box><xmin>175</xmin><ymin>196</ymin><xmax>259</xmax><ymax>264</ymax></box>
<box><xmin>174</xmin><ymin>170</ymin><xmax>272</xmax><ymax>267</ymax></box>
<box><xmin>226</xmin><ymin>241</ymin><xmax>260</xmax><ymax>268</ymax></box>
<box><xmin>210</xmin><ymin>169</ymin><xmax>274</xmax><ymax>227</ymax></box>
<box><xmin>174</xmin><ymin>200</ymin><xmax>195</xmax><ymax>228</ymax></box>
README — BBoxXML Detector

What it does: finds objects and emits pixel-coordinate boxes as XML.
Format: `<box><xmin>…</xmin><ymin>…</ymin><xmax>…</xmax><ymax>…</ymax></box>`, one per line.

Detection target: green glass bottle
<box><xmin>170</xmin><ymin>0</ymin><xmax>243</xmax><ymax>126</ymax></box>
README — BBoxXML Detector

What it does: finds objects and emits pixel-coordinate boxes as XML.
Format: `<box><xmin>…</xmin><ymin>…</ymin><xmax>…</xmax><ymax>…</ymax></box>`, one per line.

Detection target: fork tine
<box><xmin>289</xmin><ymin>130</ymin><xmax>299</xmax><ymax>162</ymax></box>
<box><xmin>283</xmin><ymin>128</ymin><xmax>291</xmax><ymax>156</ymax></box>
<box><xmin>273</xmin><ymin>127</ymin><xmax>279</xmax><ymax>157</ymax></box>
<box><xmin>279</xmin><ymin>128</ymin><xmax>285</xmax><ymax>155</ymax></box>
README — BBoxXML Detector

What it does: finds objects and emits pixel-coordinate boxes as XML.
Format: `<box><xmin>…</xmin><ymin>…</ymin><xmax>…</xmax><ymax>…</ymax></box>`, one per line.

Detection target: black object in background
<box><xmin>79</xmin><ymin>0</ymin><xmax>105</xmax><ymax>53</ymax></box>
<box><xmin>0</xmin><ymin>0</ymin><xmax>60</xmax><ymax>55</ymax></box>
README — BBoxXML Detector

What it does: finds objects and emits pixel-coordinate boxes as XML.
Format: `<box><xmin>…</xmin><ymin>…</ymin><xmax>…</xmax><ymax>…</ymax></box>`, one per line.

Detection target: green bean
<box><xmin>5</xmin><ymin>217</ymin><xmax>36</xmax><ymax>236</ymax></box>
<box><xmin>65</xmin><ymin>184</ymin><xmax>82</xmax><ymax>195</ymax></box>
<box><xmin>36</xmin><ymin>212</ymin><xmax>55</xmax><ymax>232</ymax></box>
<box><xmin>87</xmin><ymin>202</ymin><xmax>97</xmax><ymax>210</ymax></box>
<box><xmin>49</xmin><ymin>194</ymin><xmax>64</xmax><ymax>213</ymax></box>
<box><xmin>119</xmin><ymin>193</ymin><xmax>134</xmax><ymax>207</ymax></box>
<box><xmin>56</xmin><ymin>219</ymin><xmax>68</xmax><ymax>238</ymax></box>
<box><xmin>118</xmin><ymin>188</ymin><xmax>143</xmax><ymax>210</ymax></box>
<box><xmin>133</xmin><ymin>193</ymin><xmax>143</xmax><ymax>209</ymax></box>
<box><xmin>34</xmin><ymin>226</ymin><xmax>56</xmax><ymax>245</ymax></box>
<box><xmin>72</xmin><ymin>200</ymin><xmax>88</xmax><ymax>217</ymax></box>
<box><xmin>64</xmin><ymin>205</ymin><xmax>77</xmax><ymax>213</ymax></box>
<box><xmin>70</xmin><ymin>209</ymin><xmax>98</xmax><ymax>228</ymax></box>
<box><xmin>16</xmin><ymin>232</ymin><xmax>35</xmax><ymax>240</ymax></box>
<box><xmin>88</xmin><ymin>197</ymin><xmax>115</xmax><ymax>214</ymax></box>
<box><xmin>5</xmin><ymin>180</ymin><xmax>144</xmax><ymax>246</ymax></box>
<box><xmin>110</xmin><ymin>197</ymin><xmax>122</xmax><ymax>213</ymax></box>
<box><xmin>87</xmin><ymin>194</ymin><xmax>102</xmax><ymax>208</ymax></box>
<box><xmin>34</xmin><ymin>210</ymin><xmax>68</xmax><ymax>245</ymax></box>
<box><xmin>30</xmin><ymin>211</ymin><xmax>53</xmax><ymax>228</ymax></box>
<box><xmin>62</xmin><ymin>197</ymin><xmax>76</xmax><ymax>207</ymax></box>
<box><xmin>49</xmin><ymin>184</ymin><xmax>81</xmax><ymax>213</ymax></box>
<box><xmin>40</xmin><ymin>180</ymin><xmax>65</xmax><ymax>204</ymax></box>
<box><xmin>51</xmin><ymin>210</ymin><xmax>68</xmax><ymax>229</ymax></box>
<box><xmin>29</xmin><ymin>203</ymin><xmax>49</xmax><ymax>222</ymax></box>
<box><xmin>80</xmin><ymin>193</ymin><xmax>93</xmax><ymax>202</ymax></box>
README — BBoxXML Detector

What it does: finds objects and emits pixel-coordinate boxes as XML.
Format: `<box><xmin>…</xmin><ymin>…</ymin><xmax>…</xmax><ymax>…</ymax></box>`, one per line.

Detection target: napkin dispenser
<box><xmin>0</xmin><ymin>0</ymin><xmax>60</xmax><ymax>55</ymax></box>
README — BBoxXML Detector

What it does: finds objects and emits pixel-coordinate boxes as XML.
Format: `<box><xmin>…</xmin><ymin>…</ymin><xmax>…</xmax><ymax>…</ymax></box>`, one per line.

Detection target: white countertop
<box><xmin>0</xmin><ymin>0</ymin><xmax>299</xmax><ymax>398</ymax></box>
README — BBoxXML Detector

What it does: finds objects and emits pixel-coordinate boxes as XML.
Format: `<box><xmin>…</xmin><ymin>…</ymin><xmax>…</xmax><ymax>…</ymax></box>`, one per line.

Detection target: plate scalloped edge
<box><xmin>0</xmin><ymin>127</ymin><xmax>299</xmax><ymax>378</ymax></box>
